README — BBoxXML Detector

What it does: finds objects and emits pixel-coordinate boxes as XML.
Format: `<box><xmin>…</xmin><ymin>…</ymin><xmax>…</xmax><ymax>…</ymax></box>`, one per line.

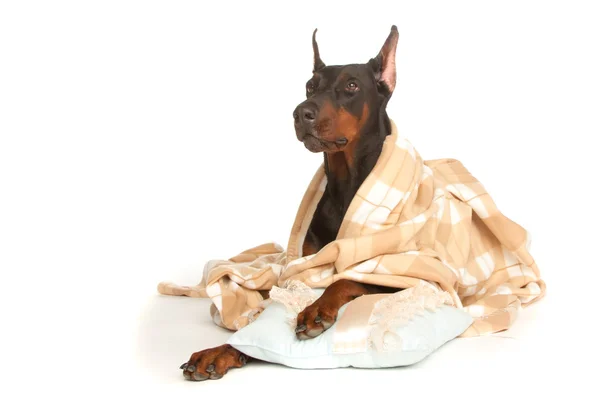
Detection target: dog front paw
<box><xmin>295</xmin><ymin>298</ymin><xmax>338</xmax><ymax>340</ymax></box>
<box><xmin>180</xmin><ymin>344</ymin><xmax>248</xmax><ymax>381</ymax></box>
<box><xmin>294</xmin><ymin>279</ymin><xmax>372</xmax><ymax>340</ymax></box>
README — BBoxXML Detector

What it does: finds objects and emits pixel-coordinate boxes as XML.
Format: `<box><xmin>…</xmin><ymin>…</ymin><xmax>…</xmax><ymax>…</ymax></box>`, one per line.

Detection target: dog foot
<box><xmin>295</xmin><ymin>279</ymin><xmax>371</xmax><ymax>340</ymax></box>
<box><xmin>295</xmin><ymin>299</ymin><xmax>337</xmax><ymax>339</ymax></box>
<box><xmin>181</xmin><ymin>344</ymin><xmax>248</xmax><ymax>381</ymax></box>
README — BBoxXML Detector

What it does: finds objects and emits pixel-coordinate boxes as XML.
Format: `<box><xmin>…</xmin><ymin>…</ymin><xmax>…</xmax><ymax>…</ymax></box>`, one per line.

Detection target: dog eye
<box><xmin>346</xmin><ymin>82</ymin><xmax>359</xmax><ymax>92</ymax></box>
<box><xmin>306</xmin><ymin>82</ymin><xmax>315</xmax><ymax>94</ymax></box>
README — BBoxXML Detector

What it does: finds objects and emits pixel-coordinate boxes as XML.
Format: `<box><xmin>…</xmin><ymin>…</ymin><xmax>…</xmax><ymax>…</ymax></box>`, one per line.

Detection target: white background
<box><xmin>1</xmin><ymin>0</ymin><xmax>599</xmax><ymax>398</ymax></box>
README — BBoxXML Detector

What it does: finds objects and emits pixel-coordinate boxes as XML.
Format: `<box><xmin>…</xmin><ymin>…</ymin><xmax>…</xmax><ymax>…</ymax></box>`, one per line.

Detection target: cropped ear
<box><xmin>312</xmin><ymin>28</ymin><xmax>326</xmax><ymax>72</ymax></box>
<box><xmin>368</xmin><ymin>25</ymin><xmax>399</xmax><ymax>95</ymax></box>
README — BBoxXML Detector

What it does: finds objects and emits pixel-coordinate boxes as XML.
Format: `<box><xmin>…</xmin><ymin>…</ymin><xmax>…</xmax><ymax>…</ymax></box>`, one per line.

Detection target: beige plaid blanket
<box><xmin>158</xmin><ymin>120</ymin><xmax>545</xmax><ymax>337</ymax></box>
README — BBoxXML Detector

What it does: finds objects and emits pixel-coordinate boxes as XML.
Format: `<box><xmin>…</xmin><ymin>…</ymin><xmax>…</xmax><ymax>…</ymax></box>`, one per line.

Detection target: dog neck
<box><xmin>323</xmin><ymin>112</ymin><xmax>391</xmax><ymax>211</ymax></box>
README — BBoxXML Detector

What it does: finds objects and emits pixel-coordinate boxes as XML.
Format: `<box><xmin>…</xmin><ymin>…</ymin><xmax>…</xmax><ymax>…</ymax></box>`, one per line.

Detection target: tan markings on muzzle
<box><xmin>325</xmin><ymin>103</ymin><xmax>370</xmax><ymax>179</ymax></box>
<box><xmin>315</xmin><ymin>99</ymin><xmax>337</xmax><ymax>137</ymax></box>
<box><xmin>336</xmin><ymin>102</ymin><xmax>370</xmax><ymax>142</ymax></box>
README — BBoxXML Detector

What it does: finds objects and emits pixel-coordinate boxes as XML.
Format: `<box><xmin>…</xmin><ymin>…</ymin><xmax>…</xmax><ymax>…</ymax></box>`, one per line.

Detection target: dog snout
<box><xmin>293</xmin><ymin>103</ymin><xmax>318</xmax><ymax>127</ymax></box>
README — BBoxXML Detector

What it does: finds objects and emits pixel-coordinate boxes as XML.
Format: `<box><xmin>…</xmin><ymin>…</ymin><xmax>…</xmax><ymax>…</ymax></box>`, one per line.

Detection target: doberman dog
<box><xmin>181</xmin><ymin>25</ymin><xmax>400</xmax><ymax>381</ymax></box>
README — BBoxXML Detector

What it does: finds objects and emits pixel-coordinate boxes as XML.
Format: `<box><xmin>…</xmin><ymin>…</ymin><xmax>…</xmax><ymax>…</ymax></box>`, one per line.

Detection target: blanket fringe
<box><xmin>367</xmin><ymin>281</ymin><xmax>453</xmax><ymax>351</ymax></box>
<box><xmin>267</xmin><ymin>280</ymin><xmax>319</xmax><ymax>327</ymax></box>
<box><xmin>269</xmin><ymin>280</ymin><xmax>318</xmax><ymax>314</ymax></box>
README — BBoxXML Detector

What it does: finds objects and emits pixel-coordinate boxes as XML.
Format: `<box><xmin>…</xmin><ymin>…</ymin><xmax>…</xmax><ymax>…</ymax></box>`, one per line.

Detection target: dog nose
<box><xmin>302</xmin><ymin>107</ymin><xmax>316</xmax><ymax>122</ymax></box>
<box><xmin>294</xmin><ymin>103</ymin><xmax>318</xmax><ymax>125</ymax></box>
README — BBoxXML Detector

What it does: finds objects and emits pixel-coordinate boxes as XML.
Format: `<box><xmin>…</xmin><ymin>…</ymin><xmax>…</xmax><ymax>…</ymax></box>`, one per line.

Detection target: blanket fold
<box><xmin>158</xmin><ymin>120</ymin><xmax>545</xmax><ymax>336</ymax></box>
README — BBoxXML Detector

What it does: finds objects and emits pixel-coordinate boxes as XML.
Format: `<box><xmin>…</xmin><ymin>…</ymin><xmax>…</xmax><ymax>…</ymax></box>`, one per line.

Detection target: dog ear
<box><xmin>368</xmin><ymin>25</ymin><xmax>399</xmax><ymax>95</ymax></box>
<box><xmin>312</xmin><ymin>28</ymin><xmax>326</xmax><ymax>72</ymax></box>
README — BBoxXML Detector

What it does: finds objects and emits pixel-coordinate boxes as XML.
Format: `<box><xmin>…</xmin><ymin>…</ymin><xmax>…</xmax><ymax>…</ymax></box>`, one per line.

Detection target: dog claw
<box><xmin>180</xmin><ymin>363</ymin><xmax>188</xmax><ymax>370</ymax></box>
<box><xmin>206</xmin><ymin>364</ymin><xmax>215</xmax><ymax>373</ymax></box>
<box><xmin>239</xmin><ymin>355</ymin><xmax>247</xmax><ymax>365</ymax></box>
<box><xmin>186</xmin><ymin>365</ymin><xmax>196</xmax><ymax>373</ymax></box>
<box><xmin>314</xmin><ymin>316</ymin><xmax>322</xmax><ymax>324</ymax></box>
<box><xmin>295</xmin><ymin>324</ymin><xmax>307</xmax><ymax>333</ymax></box>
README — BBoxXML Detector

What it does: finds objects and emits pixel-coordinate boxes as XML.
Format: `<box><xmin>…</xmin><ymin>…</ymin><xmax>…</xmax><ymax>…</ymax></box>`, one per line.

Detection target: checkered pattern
<box><xmin>158</xmin><ymin>120</ymin><xmax>545</xmax><ymax>337</ymax></box>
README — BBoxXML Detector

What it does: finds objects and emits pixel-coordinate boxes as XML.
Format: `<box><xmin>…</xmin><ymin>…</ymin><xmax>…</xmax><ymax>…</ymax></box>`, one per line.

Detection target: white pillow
<box><xmin>226</xmin><ymin>282</ymin><xmax>473</xmax><ymax>369</ymax></box>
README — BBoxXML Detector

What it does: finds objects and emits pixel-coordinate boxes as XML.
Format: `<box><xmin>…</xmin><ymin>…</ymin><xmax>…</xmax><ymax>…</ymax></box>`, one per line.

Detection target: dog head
<box><xmin>293</xmin><ymin>26</ymin><xmax>398</xmax><ymax>153</ymax></box>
